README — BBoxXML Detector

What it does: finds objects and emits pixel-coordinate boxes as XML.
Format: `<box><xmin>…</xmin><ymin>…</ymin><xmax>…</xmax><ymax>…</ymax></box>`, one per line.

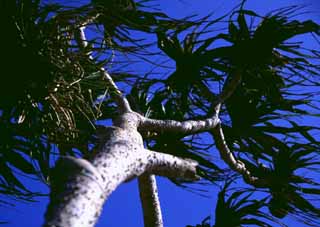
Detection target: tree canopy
<box><xmin>1</xmin><ymin>0</ymin><xmax>320</xmax><ymax>226</ymax></box>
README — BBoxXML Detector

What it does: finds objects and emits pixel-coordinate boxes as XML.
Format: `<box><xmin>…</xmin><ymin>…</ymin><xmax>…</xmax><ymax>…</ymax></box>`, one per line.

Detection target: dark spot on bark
<box><xmin>113</xmin><ymin>140</ymin><xmax>130</xmax><ymax>147</ymax></box>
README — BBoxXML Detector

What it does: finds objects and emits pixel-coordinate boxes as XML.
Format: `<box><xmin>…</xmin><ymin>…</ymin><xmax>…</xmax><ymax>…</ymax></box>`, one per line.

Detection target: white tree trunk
<box><xmin>43</xmin><ymin>109</ymin><xmax>258</xmax><ymax>226</ymax></box>
<box><xmin>138</xmin><ymin>174</ymin><xmax>163</xmax><ymax>227</ymax></box>
<box><xmin>43</xmin><ymin>113</ymin><xmax>198</xmax><ymax>227</ymax></box>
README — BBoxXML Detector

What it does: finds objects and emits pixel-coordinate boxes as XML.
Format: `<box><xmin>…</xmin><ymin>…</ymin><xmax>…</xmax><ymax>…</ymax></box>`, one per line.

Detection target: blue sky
<box><xmin>1</xmin><ymin>0</ymin><xmax>319</xmax><ymax>226</ymax></box>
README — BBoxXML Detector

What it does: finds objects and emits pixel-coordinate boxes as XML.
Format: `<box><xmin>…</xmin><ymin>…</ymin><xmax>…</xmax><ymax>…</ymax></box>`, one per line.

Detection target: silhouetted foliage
<box><xmin>0</xmin><ymin>0</ymin><xmax>320</xmax><ymax>226</ymax></box>
<box><xmin>188</xmin><ymin>182</ymin><xmax>286</xmax><ymax>227</ymax></box>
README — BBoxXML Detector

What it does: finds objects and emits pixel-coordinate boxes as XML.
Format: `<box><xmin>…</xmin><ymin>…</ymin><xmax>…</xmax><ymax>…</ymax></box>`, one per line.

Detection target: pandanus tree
<box><xmin>0</xmin><ymin>0</ymin><xmax>320</xmax><ymax>226</ymax></box>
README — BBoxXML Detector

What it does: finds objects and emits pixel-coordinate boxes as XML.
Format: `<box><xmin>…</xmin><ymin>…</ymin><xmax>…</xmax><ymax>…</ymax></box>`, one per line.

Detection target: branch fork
<box><xmin>49</xmin><ymin>26</ymin><xmax>263</xmax><ymax>227</ymax></box>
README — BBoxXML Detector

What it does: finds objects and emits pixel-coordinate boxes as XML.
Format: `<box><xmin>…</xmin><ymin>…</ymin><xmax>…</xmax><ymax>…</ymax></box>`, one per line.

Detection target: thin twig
<box><xmin>74</xmin><ymin>26</ymin><xmax>132</xmax><ymax>113</ymax></box>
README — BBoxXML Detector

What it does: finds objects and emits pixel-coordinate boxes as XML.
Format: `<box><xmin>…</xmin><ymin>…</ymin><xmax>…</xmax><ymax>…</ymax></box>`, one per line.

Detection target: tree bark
<box><xmin>43</xmin><ymin>112</ymin><xmax>199</xmax><ymax>227</ymax></box>
<box><xmin>44</xmin><ymin>123</ymin><xmax>147</xmax><ymax>226</ymax></box>
<box><xmin>138</xmin><ymin>174</ymin><xmax>163</xmax><ymax>227</ymax></box>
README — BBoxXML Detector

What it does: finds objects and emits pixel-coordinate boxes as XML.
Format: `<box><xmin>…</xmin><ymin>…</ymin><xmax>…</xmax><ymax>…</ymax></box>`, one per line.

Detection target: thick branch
<box><xmin>44</xmin><ymin>115</ymin><xmax>200</xmax><ymax>227</ymax></box>
<box><xmin>44</xmin><ymin>147</ymin><xmax>200</xmax><ymax>227</ymax></box>
<box><xmin>138</xmin><ymin>174</ymin><xmax>163</xmax><ymax>227</ymax></box>
<box><xmin>211</xmin><ymin>123</ymin><xmax>266</xmax><ymax>187</ymax></box>
<box><xmin>138</xmin><ymin>149</ymin><xmax>200</xmax><ymax>227</ymax></box>
<box><xmin>146</xmin><ymin>150</ymin><xmax>200</xmax><ymax>181</ymax></box>
<box><xmin>139</xmin><ymin>115</ymin><xmax>220</xmax><ymax>135</ymax></box>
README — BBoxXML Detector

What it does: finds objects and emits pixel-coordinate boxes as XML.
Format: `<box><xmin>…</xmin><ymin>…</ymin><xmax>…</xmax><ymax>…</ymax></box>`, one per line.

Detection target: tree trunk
<box><xmin>43</xmin><ymin>26</ymin><xmax>258</xmax><ymax>227</ymax></box>
<box><xmin>138</xmin><ymin>174</ymin><xmax>163</xmax><ymax>227</ymax></box>
<box><xmin>44</xmin><ymin>120</ymin><xmax>147</xmax><ymax>226</ymax></box>
<box><xmin>43</xmin><ymin>112</ymin><xmax>199</xmax><ymax>227</ymax></box>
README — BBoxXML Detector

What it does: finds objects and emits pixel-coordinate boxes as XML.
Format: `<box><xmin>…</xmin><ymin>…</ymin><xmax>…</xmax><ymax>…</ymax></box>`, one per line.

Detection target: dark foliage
<box><xmin>0</xmin><ymin>0</ymin><xmax>320</xmax><ymax>226</ymax></box>
<box><xmin>187</xmin><ymin>182</ymin><xmax>286</xmax><ymax>227</ymax></box>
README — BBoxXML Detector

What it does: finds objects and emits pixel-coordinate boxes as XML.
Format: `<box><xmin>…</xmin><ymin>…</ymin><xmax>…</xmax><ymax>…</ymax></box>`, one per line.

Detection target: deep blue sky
<box><xmin>1</xmin><ymin>0</ymin><xmax>319</xmax><ymax>226</ymax></box>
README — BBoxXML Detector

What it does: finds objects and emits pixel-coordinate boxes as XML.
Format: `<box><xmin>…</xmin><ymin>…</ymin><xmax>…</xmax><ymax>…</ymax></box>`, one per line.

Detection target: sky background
<box><xmin>1</xmin><ymin>0</ymin><xmax>320</xmax><ymax>226</ymax></box>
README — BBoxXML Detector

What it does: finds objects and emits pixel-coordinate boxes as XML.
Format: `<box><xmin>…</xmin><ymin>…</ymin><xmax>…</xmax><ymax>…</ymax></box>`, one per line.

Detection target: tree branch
<box><xmin>44</xmin><ymin>113</ymin><xmax>201</xmax><ymax>227</ymax></box>
<box><xmin>138</xmin><ymin>174</ymin><xmax>164</xmax><ymax>227</ymax></box>
<box><xmin>146</xmin><ymin>150</ymin><xmax>200</xmax><ymax>181</ymax></box>
<box><xmin>208</xmin><ymin>71</ymin><xmax>242</xmax><ymax>115</ymax></box>
<box><xmin>204</xmin><ymin>72</ymin><xmax>267</xmax><ymax>186</ymax></box>
<box><xmin>215</xmin><ymin>71</ymin><xmax>242</xmax><ymax>105</ymax></box>
<box><xmin>74</xmin><ymin>26</ymin><xmax>132</xmax><ymax>113</ymax></box>
<box><xmin>211</xmin><ymin>123</ymin><xmax>266</xmax><ymax>187</ymax></box>
<box><xmin>139</xmin><ymin>115</ymin><xmax>220</xmax><ymax>135</ymax></box>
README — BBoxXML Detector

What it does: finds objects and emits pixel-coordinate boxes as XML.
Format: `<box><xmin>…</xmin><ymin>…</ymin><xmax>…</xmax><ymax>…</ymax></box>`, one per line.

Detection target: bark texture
<box><xmin>44</xmin><ymin>112</ymin><xmax>199</xmax><ymax>227</ymax></box>
<box><xmin>43</xmin><ymin>110</ymin><xmax>258</xmax><ymax>227</ymax></box>
<box><xmin>44</xmin><ymin>115</ymin><xmax>147</xmax><ymax>226</ymax></box>
<box><xmin>138</xmin><ymin>174</ymin><xmax>163</xmax><ymax>227</ymax></box>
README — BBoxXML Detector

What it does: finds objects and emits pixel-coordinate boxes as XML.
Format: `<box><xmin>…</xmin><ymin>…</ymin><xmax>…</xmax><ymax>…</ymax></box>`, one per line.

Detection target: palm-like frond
<box><xmin>189</xmin><ymin>182</ymin><xmax>285</xmax><ymax>227</ymax></box>
<box><xmin>152</xmin><ymin>5</ymin><xmax>320</xmax><ymax>226</ymax></box>
<box><xmin>213</xmin><ymin>182</ymin><xmax>285</xmax><ymax>227</ymax></box>
<box><xmin>0</xmin><ymin>0</ymin><xmax>193</xmax><ymax>202</ymax></box>
<box><xmin>91</xmin><ymin>0</ymin><xmax>194</xmax><ymax>53</ymax></box>
<box><xmin>1</xmin><ymin>2</ymin><xmax>320</xmax><ymax>226</ymax></box>
<box><xmin>186</xmin><ymin>216</ymin><xmax>211</xmax><ymax>227</ymax></box>
<box><xmin>211</xmin><ymin>10</ymin><xmax>320</xmax><ymax>225</ymax></box>
<box><xmin>0</xmin><ymin>0</ymin><xmax>111</xmax><ymax>201</ymax></box>
<box><xmin>154</xmin><ymin>5</ymin><xmax>320</xmax><ymax>121</ymax></box>
<box><xmin>241</xmin><ymin>146</ymin><xmax>320</xmax><ymax>225</ymax></box>
<box><xmin>216</xmin><ymin>6</ymin><xmax>319</xmax><ymax>129</ymax></box>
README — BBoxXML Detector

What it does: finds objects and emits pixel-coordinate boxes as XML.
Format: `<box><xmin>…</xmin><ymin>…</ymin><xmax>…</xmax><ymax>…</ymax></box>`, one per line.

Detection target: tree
<box><xmin>1</xmin><ymin>0</ymin><xmax>320</xmax><ymax>226</ymax></box>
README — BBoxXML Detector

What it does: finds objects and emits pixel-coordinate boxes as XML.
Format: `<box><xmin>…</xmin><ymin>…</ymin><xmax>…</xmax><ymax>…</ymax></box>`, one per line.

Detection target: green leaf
<box><xmin>6</xmin><ymin>150</ymin><xmax>35</xmax><ymax>174</ymax></box>
<box><xmin>228</xmin><ymin>22</ymin><xmax>239</xmax><ymax>41</ymax></box>
<box><xmin>0</xmin><ymin>161</ymin><xmax>28</xmax><ymax>191</ymax></box>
